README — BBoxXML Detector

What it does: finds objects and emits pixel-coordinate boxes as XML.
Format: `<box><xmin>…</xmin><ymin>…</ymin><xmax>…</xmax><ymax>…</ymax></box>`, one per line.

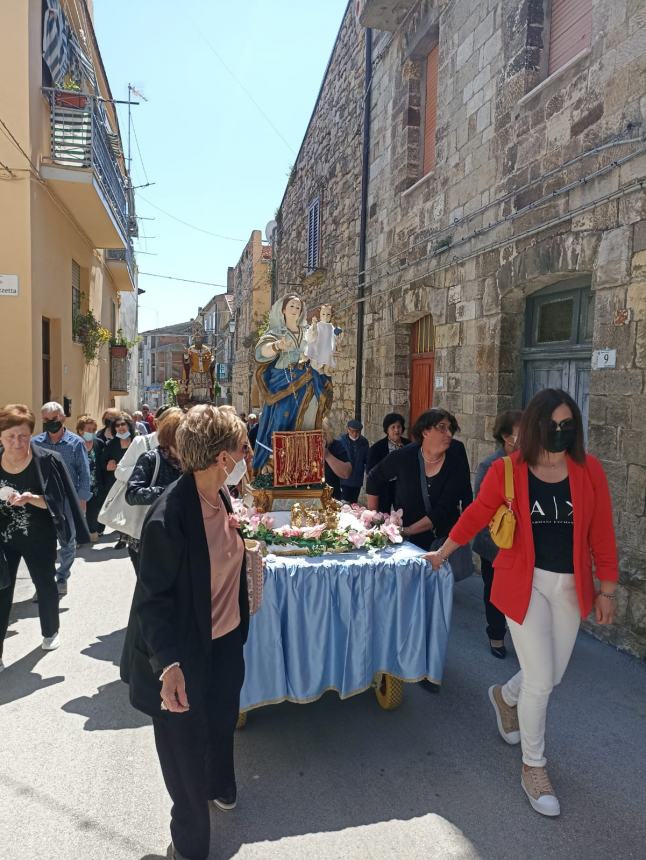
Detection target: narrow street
<box><xmin>1</xmin><ymin>538</ymin><xmax>644</xmax><ymax>860</ymax></box>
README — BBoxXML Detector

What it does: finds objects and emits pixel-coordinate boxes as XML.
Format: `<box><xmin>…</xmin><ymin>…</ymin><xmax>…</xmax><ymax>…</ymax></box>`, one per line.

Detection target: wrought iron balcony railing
<box><xmin>42</xmin><ymin>87</ymin><xmax>129</xmax><ymax>244</ymax></box>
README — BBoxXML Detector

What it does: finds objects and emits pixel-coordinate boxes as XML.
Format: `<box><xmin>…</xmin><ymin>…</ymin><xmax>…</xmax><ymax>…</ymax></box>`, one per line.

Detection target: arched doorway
<box><xmin>410</xmin><ymin>314</ymin><xmax>435</xmax><ymax>422</ymax></box>
<box><xmin>522</xmin><ymin>277</ymin><xmax>593</xmax><ymax>432</ymax></box>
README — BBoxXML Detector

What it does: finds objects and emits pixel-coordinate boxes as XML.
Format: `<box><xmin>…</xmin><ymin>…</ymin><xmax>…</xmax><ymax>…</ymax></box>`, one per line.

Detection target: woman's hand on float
<box><xmin>423</xmin><ymin>550</ymin><xmax>446</xmax><ymax>570</ymax></box>
<box><xmin>160</xmin><ymin>666</ymin><xmax>190</xmax><ymax>713</ymax></box>
<box><xmin>595</xmin><ymin>592</ymin><xmax>617</xmax><ymax>625</ymax></box>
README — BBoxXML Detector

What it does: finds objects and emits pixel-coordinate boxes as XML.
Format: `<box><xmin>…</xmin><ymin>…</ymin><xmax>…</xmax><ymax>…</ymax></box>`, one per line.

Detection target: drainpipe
<box><xmin>355</xmin><ymin>27</ymin><xmax>372</xmax><ymax>421</ymax></box>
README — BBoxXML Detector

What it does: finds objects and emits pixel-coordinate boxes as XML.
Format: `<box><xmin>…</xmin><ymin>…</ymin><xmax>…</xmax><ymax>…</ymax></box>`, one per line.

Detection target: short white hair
<box><xmin>41</xmin><ymin>401</ymin><xmax>64</xmax><ymax>416</ymax></box>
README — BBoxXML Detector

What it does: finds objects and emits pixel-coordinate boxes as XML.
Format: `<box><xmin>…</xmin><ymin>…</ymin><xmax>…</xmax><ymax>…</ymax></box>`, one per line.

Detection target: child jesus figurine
<box><xmin>304</xmin><ymin>304</ymin><xmax>341</xmax><ymax>376</ymax></box>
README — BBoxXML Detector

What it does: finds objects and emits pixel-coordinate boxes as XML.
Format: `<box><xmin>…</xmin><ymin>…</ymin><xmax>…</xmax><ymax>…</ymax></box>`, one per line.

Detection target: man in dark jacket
<box><xmin>339</xmin><ymin>419</ymin><xmax>370</xmax><ymax>504</ymax></box>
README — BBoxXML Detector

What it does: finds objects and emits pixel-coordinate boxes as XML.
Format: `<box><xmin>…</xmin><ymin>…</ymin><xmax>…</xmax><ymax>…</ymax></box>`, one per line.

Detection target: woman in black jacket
<box><xmin>366</xmin><ymin>412</ymin><xmax>411</xmax><ymax>514</ymax></box>
<box><xmin>366</xmin><ymin>408</ymin><xmax>472</xmax><ymax>551</ymax></box>
<box><xmin>0</xmin><ymin>404</ymin><xmax>89</xmax><ymax>667</ymax></box>
<box><xmin>120</xmin><ymin>405</ymin><xmax>250</xmax><ymax>860</ymax></box>
<box><xmin>125</xmin><ymin>409</ymin><xmax>183</xmax><ymax>574</ymax></box>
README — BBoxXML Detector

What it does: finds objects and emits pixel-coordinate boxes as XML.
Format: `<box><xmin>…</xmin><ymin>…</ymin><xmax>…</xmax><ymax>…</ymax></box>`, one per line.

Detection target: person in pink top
<box><xmin>121</xmin><ymin>405</ymin><xmax>250</xmax><ymax>860</ymax></box>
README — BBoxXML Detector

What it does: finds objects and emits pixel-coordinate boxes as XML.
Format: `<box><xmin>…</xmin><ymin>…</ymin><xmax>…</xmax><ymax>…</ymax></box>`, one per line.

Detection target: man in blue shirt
<box><xmin>33</xmin><ymin>401</ymin><xmax>91</xmax><ymax>595</ymax></box>
<box><xmin>339</xmin><ymin>419</ymin><xmax>370</xmax><ymax>504</ymax></box>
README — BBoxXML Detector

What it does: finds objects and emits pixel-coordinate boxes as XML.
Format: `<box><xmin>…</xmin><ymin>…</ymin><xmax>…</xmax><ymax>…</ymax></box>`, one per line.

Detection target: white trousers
<box><xmin>501</xmin><ymin>568</ymin><xmax>581</xmax><ymax>768</ymax></box>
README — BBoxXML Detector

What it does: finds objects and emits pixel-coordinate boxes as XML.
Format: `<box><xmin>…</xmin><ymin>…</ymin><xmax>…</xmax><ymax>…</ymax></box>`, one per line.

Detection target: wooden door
<box><xmin>410</xmin><ymin>314</ymin><xmax>435</xmax><ymax>423</ymax></box>
<box><xmin>410</xmin><ymin>355</ymin><xmax>435</xmax><ymax>423</ymax></box>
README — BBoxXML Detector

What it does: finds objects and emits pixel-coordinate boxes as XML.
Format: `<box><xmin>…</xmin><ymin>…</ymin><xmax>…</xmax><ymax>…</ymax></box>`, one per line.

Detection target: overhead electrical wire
<box><xmin>138</xmin><ymin>194</ymin><xmax>246</xmax><ymax>242</ymax></box>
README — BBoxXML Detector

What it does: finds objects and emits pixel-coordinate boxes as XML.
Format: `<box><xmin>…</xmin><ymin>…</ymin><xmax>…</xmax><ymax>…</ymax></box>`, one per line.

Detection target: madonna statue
<box><xmin>252</xmin><ymin>294</ymin><xmax>333</xmax><ymax>471</ymax></box>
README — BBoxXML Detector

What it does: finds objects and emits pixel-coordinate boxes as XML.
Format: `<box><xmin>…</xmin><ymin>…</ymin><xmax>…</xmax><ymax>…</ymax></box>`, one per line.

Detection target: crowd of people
<box><xmin>0</xmin><ymin>389</ymin><xmax>619</xmax><ymax>858</ymax></box>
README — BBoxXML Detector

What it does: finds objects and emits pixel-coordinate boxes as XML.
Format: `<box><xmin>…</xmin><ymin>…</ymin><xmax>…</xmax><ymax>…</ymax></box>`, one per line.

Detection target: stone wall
<box><xmin>274</xmin><ymin>3</ymin><xmax>366</xmax><ymax>430</ymax></box>
<box><xmin>231</xmin><ymin>231</ymin><xmax>272</xmax><ymax>414</ymax></box>
<box><xmin>271</xmin><ymin>0</ymin><xmax>646</xmax><ymax>655</ymax></box>
<box><xmin>361</xmin><ymin>0</ymin><xmax>646</xmax><ymax>655</ymax></box>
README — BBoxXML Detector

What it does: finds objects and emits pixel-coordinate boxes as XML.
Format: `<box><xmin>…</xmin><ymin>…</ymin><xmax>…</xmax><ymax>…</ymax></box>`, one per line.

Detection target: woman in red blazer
<box><xmin>425</xmin><ymin>389</ymin><xmax>618</xmax><ymax>818</ymax></box>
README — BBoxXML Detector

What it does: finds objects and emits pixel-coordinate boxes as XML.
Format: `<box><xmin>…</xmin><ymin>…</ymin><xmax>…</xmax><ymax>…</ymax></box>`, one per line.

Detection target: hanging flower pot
<box><xmin>55</xmin><ymin>91</ymin><xmax>88</xmax><ymax>110</ymax></box>
<box><xmin>109</xmin><ymin>344</ymin><xmax>128</xmax><ymax>359</ymax></box>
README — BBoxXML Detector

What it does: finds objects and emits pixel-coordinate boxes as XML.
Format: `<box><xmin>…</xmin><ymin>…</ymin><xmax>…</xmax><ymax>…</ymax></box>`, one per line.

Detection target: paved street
<box><xmin>1</xmin><ymin>537</ymin><xmax>645</xmax><ymax>860</ymax></box>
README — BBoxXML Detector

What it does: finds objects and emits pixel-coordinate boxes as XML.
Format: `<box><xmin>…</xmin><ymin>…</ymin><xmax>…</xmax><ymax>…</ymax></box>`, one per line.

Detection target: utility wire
<box><xmin>192</xmin><ymin>22</ymin><xmax>296</xmax><ymax>156</ymax></box>
<box><xmin>130</xmin><ymin>113</ymin><xmax>150</xmax><ymax>185</ymax></box>
<box><xmin>138</xmin><ymin>194</ymin><xmax>246</xmax><ymax>242</ymax></box>
<box><xmin>139</xmin><ymin>272</ymin><xmax>230</xmax><ymax>288</ymax></box>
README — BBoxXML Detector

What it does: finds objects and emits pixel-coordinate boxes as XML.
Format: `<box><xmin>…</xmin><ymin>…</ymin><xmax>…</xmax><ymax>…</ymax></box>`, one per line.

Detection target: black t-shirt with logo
<box><xmin>528</xmin><ymin>472</ymin><xmax>574</xmax><ymax>573</ymax></box>
<box><xmin>0</xmin><ymin>458</ymin><xmax>55</xmax><ymax>548</ymax></box>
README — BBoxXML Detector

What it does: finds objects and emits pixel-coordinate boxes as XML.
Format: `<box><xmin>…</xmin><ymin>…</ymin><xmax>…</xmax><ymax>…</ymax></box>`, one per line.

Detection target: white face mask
<box><xmin>224</xmin><ymin>452</ymin><xmax>247</xmax><ymax>486</ymax></box>
<box><xmin>116</xmin><ymin>430</ymin><xmax>131</xmax><ymax>440</ymax></box>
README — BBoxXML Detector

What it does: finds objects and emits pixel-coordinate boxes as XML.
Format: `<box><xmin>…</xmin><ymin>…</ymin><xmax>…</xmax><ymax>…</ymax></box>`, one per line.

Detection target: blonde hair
<box><xmin>176</xmin><ymin>404</ymin><xmax>247</xmax><ymax>472</ymax></box>
<box><xmin>156</xmin><ymin>407</ymin><xmax>183</xmax><ymax>451</ymax></box>
<box><xmin>76</xmin><ymin>414</ymin><xmax>97</xmax><ymax>435</ymax></box>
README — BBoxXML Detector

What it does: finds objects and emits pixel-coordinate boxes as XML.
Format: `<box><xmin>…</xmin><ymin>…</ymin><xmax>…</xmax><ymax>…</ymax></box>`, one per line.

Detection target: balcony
<box><xmin>358</xmin><ymin>0</ymin><xmax>416</xmax><ymax>31</ymax></box>
<box><xmin>40</xmin><ymin>88</ymin><xmax>129</xmax><ymax>249</ymax></box>
<box><xmin>105</xmin><ymin>246</ymin><xmax>137</xmax><ymax>292</ymax></box>
<box><xmin>216</xmin><ymin>362</ymin><xmax>232</xmax><ymax>383</ymax></box>
<box><xmin>109</xmin><ymin>346</ymin><xmax>129</xmax><ymax>393</ymax></box>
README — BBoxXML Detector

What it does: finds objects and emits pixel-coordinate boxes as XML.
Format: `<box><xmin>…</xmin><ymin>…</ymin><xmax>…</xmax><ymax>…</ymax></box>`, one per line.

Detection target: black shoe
<box><xmin>419</xmin><ymin>679</ymin><xmax>440</xmax><ymax>694</ymax></box>
<box><xmin>210</xmin><ymin>788</ymin><xmax>237</xmax><ymax>811</ymax></box>
<box><xmin>114</xmin><ymin>539</ymin><xmax>127</xmax><ymax>550</ymax></box>
<box><xmin>489</xmin><ymin>639</ymin><xmax>507</xmax><ymax>659</ymax></box>
<box><xmin>56</xmin><ymin>580</ymin><xmax>68</xmax><ymax>597</ymax></box>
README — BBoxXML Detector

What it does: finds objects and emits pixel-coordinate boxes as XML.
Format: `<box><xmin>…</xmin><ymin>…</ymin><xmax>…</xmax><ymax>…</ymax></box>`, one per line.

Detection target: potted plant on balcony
<box><xmin>109</xmin><ymin>329</ymin><xmax>139</xmax><ymax>358</ymax></box>
<box><xmin>72</xmin><ymin>309</ymin><xmax>111</xmax><ymax>363</ymax></box>
<box><xmin>55</xmin><ymin>75</ymin><xmax>88</xmax><ymax>110</ymax></box>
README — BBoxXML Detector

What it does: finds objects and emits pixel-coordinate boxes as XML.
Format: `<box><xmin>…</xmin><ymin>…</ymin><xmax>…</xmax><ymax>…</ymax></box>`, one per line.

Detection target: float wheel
<box><xmin>374</xmin><ymin>673</ymin><xmax>404</xmax><ymax>710</ymax></box>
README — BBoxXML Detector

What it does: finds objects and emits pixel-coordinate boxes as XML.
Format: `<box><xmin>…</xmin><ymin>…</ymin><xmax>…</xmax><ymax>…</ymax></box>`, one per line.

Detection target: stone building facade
<box><xmin>198</xmin><ymin>288</ymin><xmax>235</xmax><ymax>405</ymax></box>
<box><xmin>231</xmin><ymin>231</ymin><xmax>273</xmax><ymax>414</ymax></box>
<box><xmin>273</xmin><ymin>4</ymin><xmax>367</xmax><ymax>430</ymax></box>
<box><xmin>274</xmin><ymin>0</ymin><xmax>646</xmax><ymax>655</ymax></box>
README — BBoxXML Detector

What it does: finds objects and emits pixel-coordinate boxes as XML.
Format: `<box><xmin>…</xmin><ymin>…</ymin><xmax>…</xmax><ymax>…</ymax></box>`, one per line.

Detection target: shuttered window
<box><xmin>422</xmin><ymin>45</ymin><xmax>439</xmax><ymax>175</ymax></box>
<box><xmin>307</xmin><ymin>197</ymin><xmax>320</xmax><ymax>272</ymax></box>
<box><xmin>72</xmin><ymin>259</ymin><xmax>81</xmax><ymax>341</ymax></box>
<box><xmin>548</xmin><ymin>0</ymin><xmax>592</xmax><ymax>76</ymax></box>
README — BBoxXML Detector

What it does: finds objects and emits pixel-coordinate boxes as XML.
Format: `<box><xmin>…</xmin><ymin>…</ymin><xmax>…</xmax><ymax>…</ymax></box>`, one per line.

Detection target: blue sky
<box><xmin>94</xmin><ymin>0</ymin><xmax>350</xmax><ymax>332</ymax></box>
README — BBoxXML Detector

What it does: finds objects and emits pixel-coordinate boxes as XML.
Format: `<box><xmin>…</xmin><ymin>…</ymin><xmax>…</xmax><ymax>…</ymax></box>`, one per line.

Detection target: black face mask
<box><xmin>43</xmin><ymin>420</ymin><xmax>63</xmax><ymax>434</ymax></box>
<box><xmin>545</xmin><ymin>428</ymin><xmax>576</xmax><ymax>453</ymax></box>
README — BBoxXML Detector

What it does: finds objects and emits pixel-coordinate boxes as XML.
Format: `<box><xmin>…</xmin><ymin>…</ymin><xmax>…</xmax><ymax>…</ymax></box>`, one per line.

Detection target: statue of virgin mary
<box><xmin>252</xmin><ymin>294</ymin><xmax>333</xmax><ymax>471</ymax></box>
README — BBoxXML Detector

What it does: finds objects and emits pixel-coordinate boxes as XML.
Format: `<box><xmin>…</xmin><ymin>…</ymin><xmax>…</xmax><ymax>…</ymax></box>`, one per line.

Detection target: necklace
<box><xmin>197</xmin><ymin>489</ymin><xmax>221</xmax><ymax>511</ymax></box>
<box><xmin>422</xmin><ymin>450</ymin><xmax>445</xmax><ymax>465</ymax></box>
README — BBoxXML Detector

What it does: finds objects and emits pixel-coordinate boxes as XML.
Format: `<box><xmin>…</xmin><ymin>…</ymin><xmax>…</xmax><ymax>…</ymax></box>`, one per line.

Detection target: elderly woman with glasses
<box><xmin>366</xmin><ymin>408</ymin><xmax>472</xmax><ymax>551</ymax></box>
<box><xmin>120</xmin><ymin>404</ymin><xmax>250</xmax><ymax>860</ymax></box>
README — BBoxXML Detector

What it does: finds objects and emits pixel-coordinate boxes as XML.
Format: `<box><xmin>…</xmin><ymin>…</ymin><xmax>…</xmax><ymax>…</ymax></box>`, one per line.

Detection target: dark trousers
<box><xmin>341</xmin><ymin>485</ymin><xmax>361</xmax><ymax>503</ymax></box>
<box><xmin>128</xmin><ymin>545</ymin><xmax>139</xmax><ymax>575</ymax></box>
<box><xmin>481</xmin><ymin>557</ymin><xmax>506</xmax><ymax>641</ymax></box>
<box><xmin>152</xmin><ymin>627</ymin><xmax>245</xmax><ymax>860</ymax></box>
<box><xmin>86</xmin><ymin>495</ymin><xmax>101</xmax><ymax>533</ymax></box>
<box><xmin>0</xmin><ymin>537</ymin><xmax>59</xmax><ymax>658</ymax></box>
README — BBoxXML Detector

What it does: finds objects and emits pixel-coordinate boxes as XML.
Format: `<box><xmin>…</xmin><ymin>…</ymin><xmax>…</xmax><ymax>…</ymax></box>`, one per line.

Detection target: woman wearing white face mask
<box><xmin>76</xmin><ymin>414</ymin><xmax>106</xmax><ymax>542</ymax></box>
<box><xmin>120</xmin><ymin>404</ymin><xmax>250</xmax><ymax>860</ymax></box>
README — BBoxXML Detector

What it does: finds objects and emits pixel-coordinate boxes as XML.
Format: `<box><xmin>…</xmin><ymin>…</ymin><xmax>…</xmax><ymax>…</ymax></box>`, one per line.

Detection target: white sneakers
<box><xmin>521</xmin><ymin>765</ymin><xmax>561</xmax><ymax>816</ymax></box>
<box><xmin>488</xmin><ymin>684</ymin><xmax>521</xmax><ymax>745</ymax></box>
<box><xmin>42</xmin><ymin>633</ymin><xmax>60</xmax><ymax>651</ymax></box>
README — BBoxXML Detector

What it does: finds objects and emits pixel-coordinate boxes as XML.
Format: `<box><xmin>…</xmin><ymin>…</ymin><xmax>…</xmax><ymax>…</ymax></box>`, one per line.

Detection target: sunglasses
<box><xmin>548</xmin><ymin>419</ymin><xmax>575</xmax><ymax>431</ymax></box>
<box><xmin>115</xmin><ymin>422</ymin><xmax>128</xmax><ymax>428</ymax></box>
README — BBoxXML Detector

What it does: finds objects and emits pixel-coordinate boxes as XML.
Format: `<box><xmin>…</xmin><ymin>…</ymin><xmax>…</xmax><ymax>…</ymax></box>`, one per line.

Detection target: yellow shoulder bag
<box><xmin>488</xmin><ymin>456</ymin><xmax>516</xmax><ymax>549</ymax></box>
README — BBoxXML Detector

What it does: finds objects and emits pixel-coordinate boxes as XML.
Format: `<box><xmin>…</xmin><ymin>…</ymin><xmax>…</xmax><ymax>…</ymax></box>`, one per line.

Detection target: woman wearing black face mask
<box><xmin>99</xmin><ymin>413</ymin><xmax>136</xmax><ymax>549</ymax></box>
<box><xmin>425</xmin><ymin>388</ymin><xmax>618</xmax><ymax>818</ymax></box>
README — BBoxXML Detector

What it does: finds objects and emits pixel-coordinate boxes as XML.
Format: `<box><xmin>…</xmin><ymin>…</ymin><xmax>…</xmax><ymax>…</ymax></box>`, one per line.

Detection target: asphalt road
<box><xmin>1</xmin><ymin>536</ymin><xmax>645</xmax><ymax>860</ymax></box>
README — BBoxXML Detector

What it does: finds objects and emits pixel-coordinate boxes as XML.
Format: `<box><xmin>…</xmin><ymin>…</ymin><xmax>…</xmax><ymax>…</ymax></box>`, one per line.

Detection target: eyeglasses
<box><xmin>115</xmin><ymin>422</ymin><xmax>128</xmax><ymax>428</ymax></box>
<box><xmin>548</xmin><ymin>419</ymin><xmax>575</xmax><ymax>432</ymax></box>
<box><xmin>432</xmin><ymin>423</ymin><xmax>453</xmax><ymax>435</ymax></box>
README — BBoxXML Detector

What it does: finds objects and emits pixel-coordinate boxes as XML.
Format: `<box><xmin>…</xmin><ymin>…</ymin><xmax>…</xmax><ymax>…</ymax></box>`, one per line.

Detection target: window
<box><xmin>71</xmin><ymin>260</ymin><xmax>81</xmax><ymax>341</ymax></box>
<box><xmin>548</xmin><ymin>0</ymin><xmax>592</xmax><ymax>76</ymax></box>
<box><xmin>306</xmin><ymin>197</ymin><xmax>320</xmax><ymax>272</ymax></box>
<box><xmin>422</xmin><ymin>45</ymin><xmax>439</xmax><ymax>175</ymax></box>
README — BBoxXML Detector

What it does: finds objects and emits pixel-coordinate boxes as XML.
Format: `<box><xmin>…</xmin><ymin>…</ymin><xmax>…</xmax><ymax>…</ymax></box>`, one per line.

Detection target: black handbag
<box><xmin>0</xmin><ymin>546</ymin><xmax>11</xmax><ymax>590</ymax></box>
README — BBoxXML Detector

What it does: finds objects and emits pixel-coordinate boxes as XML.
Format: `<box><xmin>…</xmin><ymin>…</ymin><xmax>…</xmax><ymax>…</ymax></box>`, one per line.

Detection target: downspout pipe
<box><xmin>355</xmin><ymin>27</ymin><xmax>372</xmax><ymax>422</ymax></box>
